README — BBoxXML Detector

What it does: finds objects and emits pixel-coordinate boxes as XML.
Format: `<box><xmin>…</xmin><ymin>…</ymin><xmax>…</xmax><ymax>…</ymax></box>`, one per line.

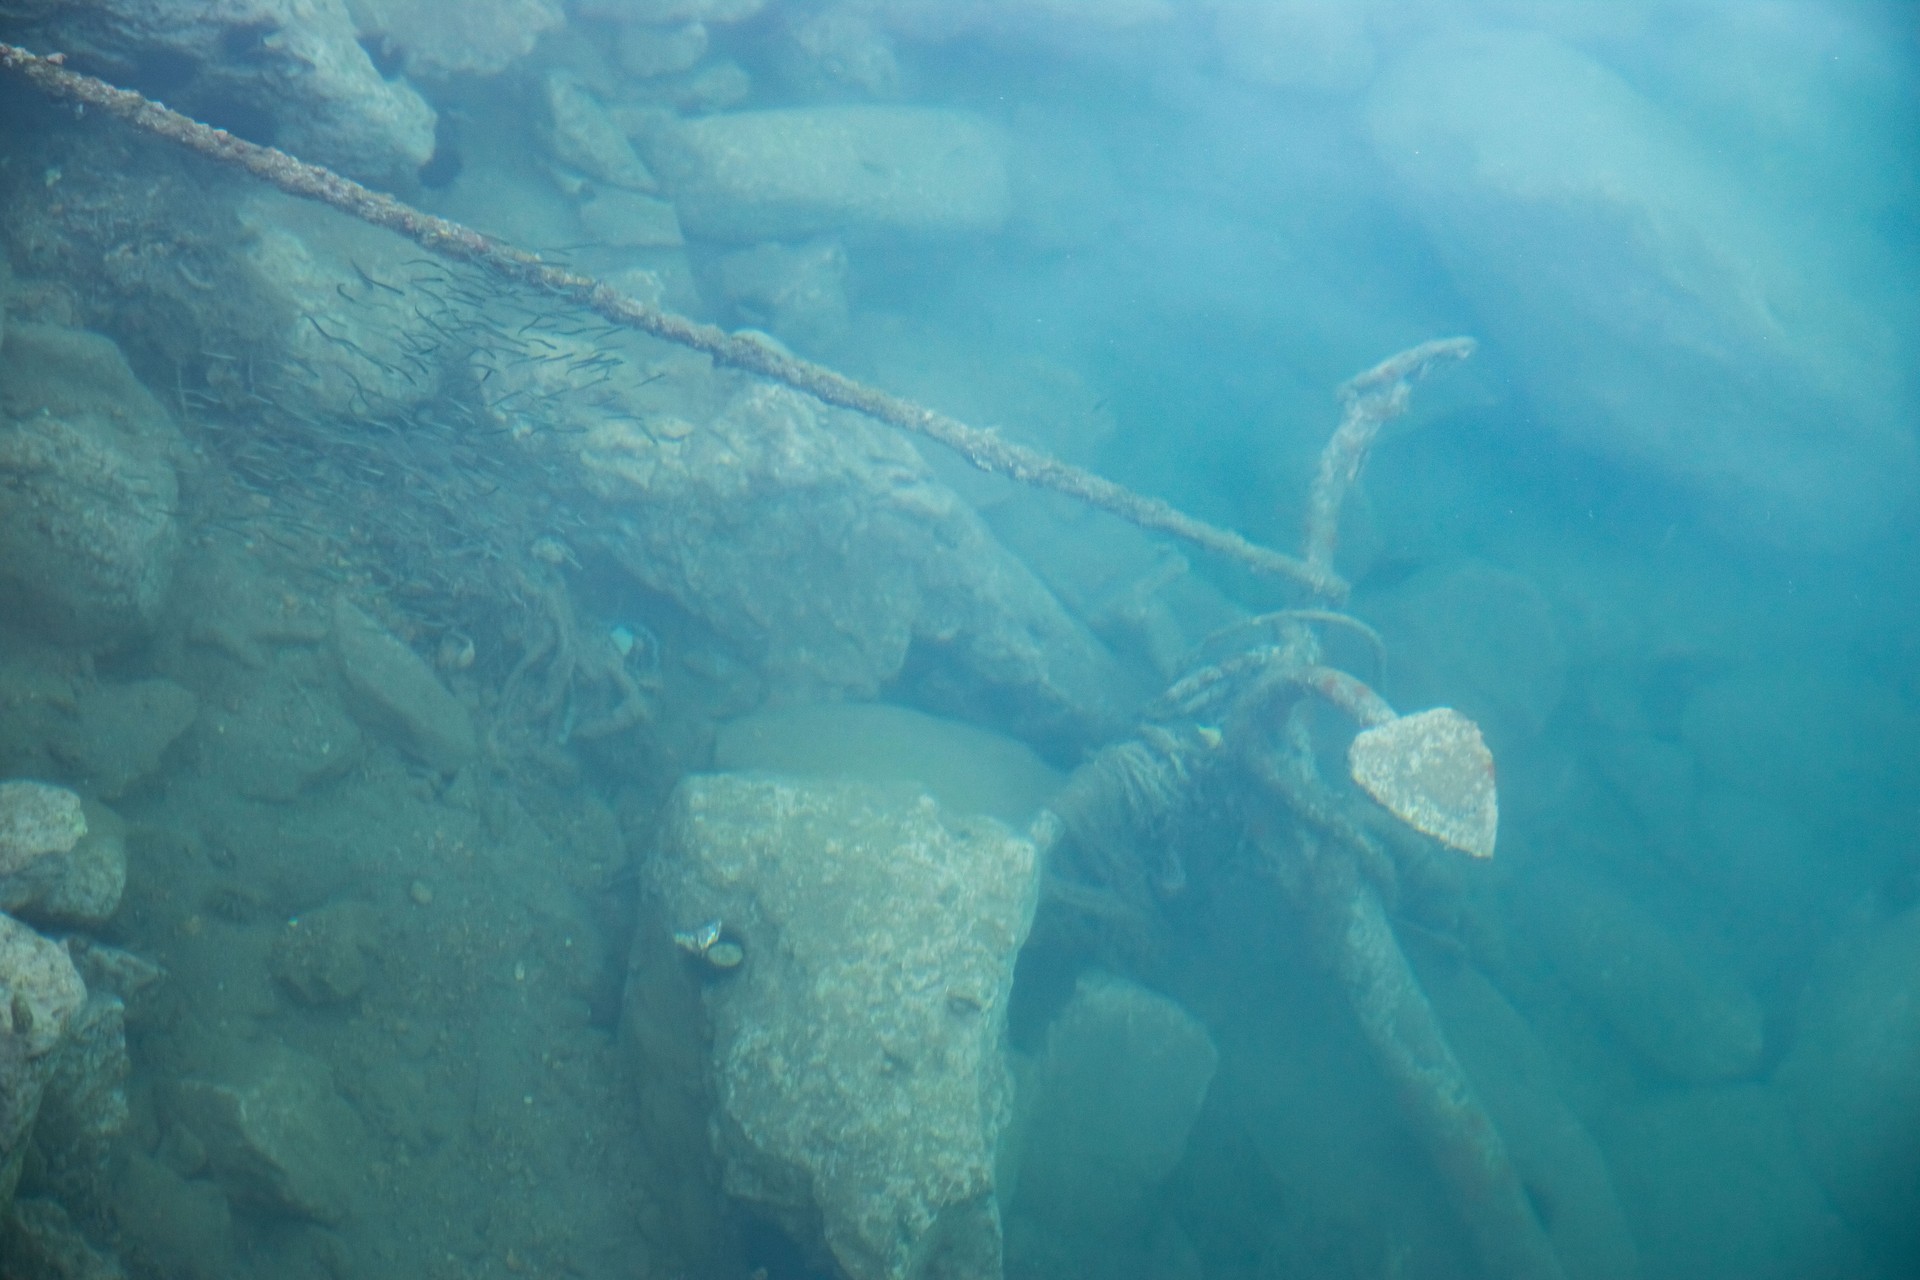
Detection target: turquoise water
<box><xmin>0</xmin><ymin>3</ymin><xmax>1915</xmax><ymax>1279</ymax></box>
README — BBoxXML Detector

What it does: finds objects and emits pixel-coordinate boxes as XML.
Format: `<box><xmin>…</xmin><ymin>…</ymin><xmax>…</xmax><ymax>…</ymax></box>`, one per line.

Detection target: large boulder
<box><xmin>234</xmin><ymin>193</ymin><xmax>451</xmax><ymax>424</ymax></box>
<box><xmin>14</xmin><ymin>0</ymin><xmax>436</xmax><ymax>189</ymax></box>
<box><xmin>0</xmin><ymin>324</ymin><xmax>182</xmax><ymax>648</ymax></box>
<box><xmin>571</xmin><ymin>377</ymin><xmax>1126</xmax><ymax>750</ymax></box>
<box><xmin>1367</xmin><ymin>30</ymin><xmax>1917</xmax><ymax>546</ymax></box>
<box><xmin>640</xmin><ymin>105</ymin><xmax>1011</xmax><ymax>242</ymax></box>
<box><xmin>644</xmin><ymin>773</ymin><xmax>1039</xmax><ymax>1280</ymax></box>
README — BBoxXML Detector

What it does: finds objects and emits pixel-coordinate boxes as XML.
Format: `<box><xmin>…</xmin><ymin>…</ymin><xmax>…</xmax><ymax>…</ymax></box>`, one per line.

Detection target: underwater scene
<box><xmin>0</xmin><ymin>1</ymin><xmax>1916</xmax><ymax>1278</ymax></box>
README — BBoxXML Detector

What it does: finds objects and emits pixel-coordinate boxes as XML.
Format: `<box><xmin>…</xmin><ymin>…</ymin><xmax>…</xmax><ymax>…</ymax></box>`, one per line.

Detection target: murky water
<box><xmin>0</xmin><ymin>3</ymin><xmax>1915</xmax><ymax>1279</ymax></box>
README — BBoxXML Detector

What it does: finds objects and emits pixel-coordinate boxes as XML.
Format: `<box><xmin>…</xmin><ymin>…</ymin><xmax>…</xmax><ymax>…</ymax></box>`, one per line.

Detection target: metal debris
<box><xmin>1347</xmin><ymin>707</ymin><xmax>1498</xmax><ymax>859</ymax></box>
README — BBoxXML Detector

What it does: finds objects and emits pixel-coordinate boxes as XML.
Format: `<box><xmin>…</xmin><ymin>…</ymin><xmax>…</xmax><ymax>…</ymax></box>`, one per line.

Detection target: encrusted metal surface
<box><xmin>1348</xmin><ymin>707</ymin><xmax>1498</xmax><ymax>858</ymax></box>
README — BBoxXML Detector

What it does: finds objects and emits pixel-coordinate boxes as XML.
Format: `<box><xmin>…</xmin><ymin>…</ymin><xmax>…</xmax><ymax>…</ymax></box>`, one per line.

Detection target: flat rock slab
<box><xmin>331</xmin><ymin>598</ymin><xmax>476</xmax><ymax>772</ymax></box>
<box><xmin>643</xmin><ymin>105</ymin><xmax>1011</xmax><ymax>241</ymax></box>
<box><xmin>650</xmin><ymin>773</ymin><xmax>1038</xmax><ymax>1280</ymax></box>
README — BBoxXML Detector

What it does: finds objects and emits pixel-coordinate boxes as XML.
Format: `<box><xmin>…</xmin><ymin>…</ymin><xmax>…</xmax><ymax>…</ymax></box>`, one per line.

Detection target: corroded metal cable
<box><xmin>1</xmin><ymin>41</ymin><xmax>1343</xmax><ymax>595</ymax></box>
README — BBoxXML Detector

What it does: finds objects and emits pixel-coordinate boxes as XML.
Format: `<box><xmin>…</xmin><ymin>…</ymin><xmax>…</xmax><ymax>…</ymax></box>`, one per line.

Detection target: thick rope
<box><xmin>1</xmin><ymin>42</ymin><xmax>1339</xmax><ymax>597</ymax></box>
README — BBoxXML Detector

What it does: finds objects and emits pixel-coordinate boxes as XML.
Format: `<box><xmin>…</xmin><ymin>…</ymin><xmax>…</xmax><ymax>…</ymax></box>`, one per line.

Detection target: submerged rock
<box><xmin>164</xmin><ymin>550</ymin><xmax>364</xmax><ymax>803</ymax></box>
<box><xmin>1210</xmin><ymin>0</ymin><xmax>1375</xmax><ymax>96</ymax></box>
<box><xmin>1367</xmin><ymin>30</ymin><xmax>1917</xmax><ymax>547</ymax></box>
<box><xmin>0</xmin><ymin>798</ymin><xmax>127</xmax><ymax>930</ymax></box>
<box><xmin>37</xmin><ymin>991</ymin><xmax>134</xmax><ymax>1199</ymax></box>
<box><xmin>1777</xmin><ymin>902</ymin><xmax>1920</xmax><ymax>1258</ymax></box>
<box><xmin>111</xmin><ymin>1153</ymin><xmax>237</xmax><ymax>1280</ymax></box>
<box><xmin>13</xmin><ymin>0</ymin><xmax>435</xmax><ymax>189</ymax></box>
<box><xmin>236</xmin><ymin>193</ymin><xmax>449</xmax><ymax>424</ymax></box>
<box><xmin>347</xmin><ymin>0</ymin><xmax>563</xmax><ymax>79</ymax></box>
<box><xmin>0</xmin><ymin>912</ymin><xmax>86</xmax><ymax>1062</ymax></box>
<box><xmin>267</xmin><ymin>902</ymin><xmax>372</xmax><ymax>1007</ymax></box>
<box><xmin>0</xmin><ymin>782</ymin><xmax>86</xmax><ymax>880</ymax></box>
<box><xmin>647</xmin><ymin>773</ymin><xmax>1038</xmax><ymax>1280</ymax></box>
<box><xmin>612</xmin><ymin>20</ymin><xmax>709</xmax><ymax>79</ymax></box>
<box><xmin>713</xmin><ymin>701</ymin><xmax>1063</xmax><ymax>826</ymax></box>
<box><xmin>1524</xmin><ymin>869</ymin><xmax>1763</xmax><ymax>1083</ymax></box>
<box><xmin>62</xmin><ymin>679</ymin><xmax>199</xmax><ymax>800</ymax></box>
<box><xmin>1424</xmin><ymin>961</ymin><xmax>1640</xmax><ymax>1280</ymax></box>
<box><xmin>640</xmin><ymin>105</ymin><xmax>1011</xmax><ymax>242</ymax></box>
<box><xmin>0</xmin><ymin>324</ymin><xmax>182</xmax><ymax>648</ymax></box>
<box><xmin>167</xmin><ymin>1042</ymin><xmax>371</xmax><ymax>1224</ymax></box>
<box><xmin>576</xmin><ymin>188</ymin><xmax>685</xmax><ymax>248</ymax></box>
<box><xmin>1680</xmin><ymin>669</ymin><xmax>1916</xmax><ymax>831</ymax></box>
<box><xmin>574</xmin><ymin>378</ymin><xmax>1125</xmax><ymax>750</ymax></box>
<box><xmin>1005</xmin><ymin>972</ymin><xmax>1217</xmax><ymax>1277</ymax></box>
<box><xmin>541</xmin><ymin>71</ymin><xmax>659</xmax><ymax>192</ymax></box>
<box><xmin>185</xmin><ymin>660</ymin><xmax>364</xmax><ymax>804</ymax></box>
<box><xmin>0</xmin><ymin>911</ymin><xmax>88</xmax><ymax>1202</ymax></box>
<box><xmin>331</xmin><ymin>598</ymin><xmax>476</xmax><ymax>772</ymax></box>
<box><xmin>1605</xmin><ymin>1083</ymin><xmax>1866</xmax><ymax>1280</ymax></box>
<box><xmin>713</xmin><ymin>237</ymin><xmax>850</xmax><ymax>345</ymax></box>
<box><xmin>774</xmin><ymin>6</ymin><xmax>904</xmax><ymax>99</ymax></box>
<box><xmin>1</xmin><ymin>1196</ymin><xmax>127</xmax><ymax>1280</ymax></box>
